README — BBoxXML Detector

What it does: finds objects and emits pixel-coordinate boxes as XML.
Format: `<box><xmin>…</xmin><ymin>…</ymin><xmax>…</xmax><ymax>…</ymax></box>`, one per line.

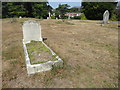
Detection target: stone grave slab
<box><xmin>22</xmin><ymin>20</ymin><xmax>63</xmax><ymax>75</ymax></box>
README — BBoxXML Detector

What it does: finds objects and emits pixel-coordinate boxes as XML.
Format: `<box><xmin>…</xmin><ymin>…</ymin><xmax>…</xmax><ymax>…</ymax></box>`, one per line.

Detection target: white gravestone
<box><xmin>19</xmin><ymin>16</ymin><xmax>22</xmax><ymax>19</ymax></box>
<box><xmin>103</xmin><ymin>10</ymin><xmax>109</xmax><ymax>24</ymax></box>
<box><xmin>48</xmin><ymin>12</ymin><xmax>51</xmax><ymax>19</ymax></box>
<box><xmin>68</xmin><ymin>14</ymin><xmax>70</xmax><ymax>20</ymax></box>
<box><xmin>22</xmin><ymin>20</ymin><xmax>42</xmax><ymax>43</ymax></box>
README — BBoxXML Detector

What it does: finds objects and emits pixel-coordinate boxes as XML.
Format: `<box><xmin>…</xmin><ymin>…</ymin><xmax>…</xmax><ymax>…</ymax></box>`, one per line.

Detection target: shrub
<box><xmin>51</xmin><ymin>16</ymin><xmax>55</xmax><ymax>19</ymax></box>
<box><xmin>80</xmin><ymin>13</ymin><xmax>87</xmax><ymax>20</ymax></box>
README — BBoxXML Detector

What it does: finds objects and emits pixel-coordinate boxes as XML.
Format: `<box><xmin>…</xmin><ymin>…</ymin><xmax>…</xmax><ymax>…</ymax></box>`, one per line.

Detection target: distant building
<box><xmin>65</xmin><ymin>13</ymin><xmax>81</xmax><ymax>17</ymax></box>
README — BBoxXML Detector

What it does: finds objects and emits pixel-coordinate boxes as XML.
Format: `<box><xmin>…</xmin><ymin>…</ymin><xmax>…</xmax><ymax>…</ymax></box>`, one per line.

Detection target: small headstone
<box><xmin>48</xmin><ymin>12</ymin><xmax>51</xmax><ymax>19</ymax></box>
<box><xmin>19</xmin><ymin>16</ymin><xmax>22</xmax><ymax>19</ymax></box>
<box><xmin>56</xmin><ymin>17</ymin><xmax>58</xmax><ymax>20</ymax></box>
<box><xmin>22</xmin><ymin>20</ymin><xmax>42</xmax><ymax>43</ymax></box>
<box><xmin>59</xmin><ymin>15</ymin><xmax>61</xmax><ymax>18</ymax></box>
<box><xmin>53</xmin><ymin>13</ymin><xmax>55</xmax><ymax>16</ymax></box>
<box><xmin>103</xmin><ymin>10</ymin><xmax>109</xmax><ymax>24</ymax></box>
<box><xmin>68</xmin><ymin>14</ymin><xmax>70</xmax><ymax>20</ymax></box>
<box><xmin>47</xmin><ymin>17</ymin><xmax>49</xmax><ymax>19</ymax></box>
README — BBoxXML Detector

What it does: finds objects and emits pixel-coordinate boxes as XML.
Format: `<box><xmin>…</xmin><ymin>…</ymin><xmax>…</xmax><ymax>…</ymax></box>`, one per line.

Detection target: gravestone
<box><xmin>19</xmin><ymin>16</ymin><xmax>22</xmax><ymax>19</ymax></box>
<box><xmin>103</xmin><ymin>10</ymin><xmax>109</xmax><ymax>24</ymax></box>
<box><xmin>22</xmin><ymin>20</ymin><xmax>42</xmax><ymax>43</ymax></box>
<box><xmin>59</xmin><ymin>15</ymin><xmax>61</xmax><ymax>18</ymax></box>
<box><xmin>53</xmin><ymin>13</ymin><xmax>55</xmax><ymax>16</ymax></box>
<box><xmin>68</xmin><ymin>14</ymin><xmax>70</xmax><ymax>20</ymax></box>
<box><xmin>48</xmin><ymin>12</ymin><xmax>51</xmax><ymax>19</ymax></box>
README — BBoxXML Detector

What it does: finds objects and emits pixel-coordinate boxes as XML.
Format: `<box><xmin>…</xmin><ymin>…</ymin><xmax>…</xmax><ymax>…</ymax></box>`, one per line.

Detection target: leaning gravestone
<box><xmin>103</xmin><ymin>10</ymin><xmax>109</xmax><ymax>24</ymax></box>
<box><xmin>23</xmin><ymin>20</ymin><xmax>42</xmax><ymax>43</ymax></box>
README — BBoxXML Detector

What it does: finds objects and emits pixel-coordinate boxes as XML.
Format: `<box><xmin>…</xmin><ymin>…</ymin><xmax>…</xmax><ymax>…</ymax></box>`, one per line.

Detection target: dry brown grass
<box><xmin>2</xmin><ymin>18</ymin><xmax>118</xmax><ymax>88</ymax></box>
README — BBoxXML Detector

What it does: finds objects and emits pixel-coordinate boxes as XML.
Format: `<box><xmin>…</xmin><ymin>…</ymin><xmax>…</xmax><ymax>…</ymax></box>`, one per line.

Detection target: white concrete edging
<box><xmin>23</xmin><ymin>39</ymin><xmax>63</xmax><ymax>75</ymax></box>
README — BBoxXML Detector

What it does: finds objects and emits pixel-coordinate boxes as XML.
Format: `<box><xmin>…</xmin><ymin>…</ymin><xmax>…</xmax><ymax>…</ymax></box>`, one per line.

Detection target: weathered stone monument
<box><xmin>53</xmin><ymin>13</ymin><xmax>55</xmax><ymax>16</ymax></box>
<box><xmin>59</xmin><ymin>15</ymin><xmax>61</xmax><ymax>18</ymax></box>
<box><xmin>68</xmin><ymin>14</ymin><xmax>70</xmax><ymax>20</ymax></box>
<box><xmin>47</xmin><ymin>17</ymin><xmax>49</xmax><ymax>19</ymax></box>
<box><xmin>103</xmin><ymin>10</ymin><xmax>109</xmax><ymax>24</ymax></box>
<box><xmin>19</xmin><ymin>16</ymin><xmax>22</xmax><ymax>19</ymax></box>
<box><xmin>56</xmin><ymin>17</ymin><xmax>58</xmax><ymax>20</ymax></box>
<box><xmin>23</xmin><ymin>20</ymin><xmax>42</xmax><ymax>43</ymax></box>
<box><xmin>22</xmin><ymin>20</ymin><xmax>63</xmax><ymax>74</ymax></box>
<box><xmin>48</xmin><ymin>12</ymin><xmax>51</xmax><ymax>19</ymax></box>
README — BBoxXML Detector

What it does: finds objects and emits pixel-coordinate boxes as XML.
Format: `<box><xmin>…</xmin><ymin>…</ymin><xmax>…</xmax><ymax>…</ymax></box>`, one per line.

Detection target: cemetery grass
<box><xmin>26</xmin><ymin>41</ymin><xmax>58</xmax><ymax>64</ymax></box>
<box><xmin>2</xmin><ymin>18</ymin><xmax>118</xmax><ymax>88</ymax></box>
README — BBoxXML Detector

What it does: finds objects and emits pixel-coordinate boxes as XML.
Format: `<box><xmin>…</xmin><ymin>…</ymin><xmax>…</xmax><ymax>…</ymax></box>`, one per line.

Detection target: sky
<box><xmin>48</xmin><ymin>0</ymin><xmax>120</xmax><ymax>9</ymax></box>
<box><xmin>48</xmin><ymin>2</ymin><xmax>81</xmax><ymax>9</ymax></box>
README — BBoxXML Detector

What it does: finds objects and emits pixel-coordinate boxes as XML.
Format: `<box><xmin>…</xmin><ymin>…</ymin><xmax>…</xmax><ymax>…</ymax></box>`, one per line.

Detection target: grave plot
<box><xmin>22</xmin><ymin>20</ymin><xmax>63</xmax><ymax>75</ymax></box>
<box><xmin>26</xmin><ymin>41</ymin><xmax>57</xmax><ymax>64</ymax></box>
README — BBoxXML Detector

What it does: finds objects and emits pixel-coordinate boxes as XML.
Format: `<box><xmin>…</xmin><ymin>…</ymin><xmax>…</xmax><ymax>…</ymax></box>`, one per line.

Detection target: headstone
<box><xmin>56</xmin><ymin>17</ymin><xmax>58</xmax><ymax>20</ymax></box>
<box><xmin>19</xmin><ymin>16</ymin><xmax>22</xmax><ymax>19</ymax></box>
<box><xmin>22</xmin><ymin>20</ymin><xmax>42</xmax><ymax>43</ymax></box>
<box><xmin>47</xmin><ymin>17</ymin><xmax>49</xmax><ymax>19</ymax></box>
<box><xmin>53</xmin><ymin>13</ymin><xmax>55</xmax><ymax>16</ymax></box>
<box><xmin>68</xmin><ymin>14</ymin><xmax>70</xmax><ymax>20</ymax></box>
<box><xmin>103</xmin><ymin>10</ymin><xmax>109</xmax><ymax>24</ymax></box>
<box><xmin>59</xmin><ymin>15</ymin><xmax>61</xmax><ymax>18</ymax></box>
<box><xmin>48</xmin><ymin>12</ymin><xmax>51</xmax><ymax>19</ymax></box>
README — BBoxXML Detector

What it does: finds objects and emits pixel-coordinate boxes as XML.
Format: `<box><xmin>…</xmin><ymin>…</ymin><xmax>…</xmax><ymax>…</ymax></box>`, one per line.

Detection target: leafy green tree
<box><xmin>0</xmin><ymin>2</ymin><xmax>2</xmax><ymax>18</ymax></box>
<box><xmin>56</xmin><ymin>4</ymin><xmax>70</xmax><ymax>21</ymax></box>
<box><xmin>23</xmin><ymin>2</ymin><xmax>34</xmax><ymax>17</ymax></box>
<box><xmin>2</xmin><ymin>2</ymin><xmax>52</xmax><ymax>19</ymax></box>
<box><xmin>68</xmin><ymin>7</ymin><xmax>80</xmax><ymax>13</ymax></box>
<box><xmin>117</xmin><ymin>1</ymin><xmax>120</xmax><ymax>21</ymax></box>
<box><xmin>82</xmin><ymin>2</ymin><xmax>117</xmax><ymax>20</ymax></box>
<box><xmin>7</xmin><ymin>2</ymin><xmax>27</xmax><ymax>18</ymax></box>
<box><xmin>2</xmin><ymin>2</ymin><xmax>9</xmax><ymax>18</ymax></box>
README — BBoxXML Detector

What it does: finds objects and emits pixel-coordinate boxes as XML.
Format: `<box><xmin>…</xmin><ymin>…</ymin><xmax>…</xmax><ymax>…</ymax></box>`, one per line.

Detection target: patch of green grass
<box><xmin>27</xmin><ymin>41</ymin><xmax>51</xmax><ymax>53</ymax></box>
<box><xmin>56</xmin><ymin>21</ymin><xmax>74</xmax><ymax>25</ymax></box>
<box><xmin>32</xmin><ymin>61</ymin><xmax>48</xmax><ymax>64</ymax></box>
<box><xmin>26</xmin><ymin>41</ymin><xmax>59</xmax><ymax>64</ymax></box>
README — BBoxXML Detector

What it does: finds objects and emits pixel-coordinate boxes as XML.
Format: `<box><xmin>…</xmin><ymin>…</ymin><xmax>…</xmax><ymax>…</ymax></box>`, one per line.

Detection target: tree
<box><xmin>117</xmin><ymin>1</ymin><xmax>120</xmax><ymax>21</ymax></box>
<box><xmin>5</xmin><ymin>2</ymin><xmax>27</xmax><ymax>18</ymax></box>
<box><xmin>0</xmin><ymin>2</ymin><xmax>2</xmax><ymax>18</ymax></box>
<box><xmin>56</xmin><ymin>4</ymin><xmax>70</xmax><ymax>21</ymax></box>
<box><xmin>2</xmin><ymin>2</ymin><xmax>9</xmax><ymax>18</ymax></box>
<box><xmin>2</xmin><ymin>2</ymin><xmax>52</xmax><ymax>19</ymax></box>
<box><xmin>68</xmin><ymin>7</ymin><xmax>80</xmax><ymax>13</ymax></box>
<box><xmin>81</xmin><ymin>2</ymin><xmax>117</xmax><ymax>20</ymax></box>
<box><xmin>32</xmin><ymin>2</ymin><xmax>52</xmax><ymax>19</ymax></box>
